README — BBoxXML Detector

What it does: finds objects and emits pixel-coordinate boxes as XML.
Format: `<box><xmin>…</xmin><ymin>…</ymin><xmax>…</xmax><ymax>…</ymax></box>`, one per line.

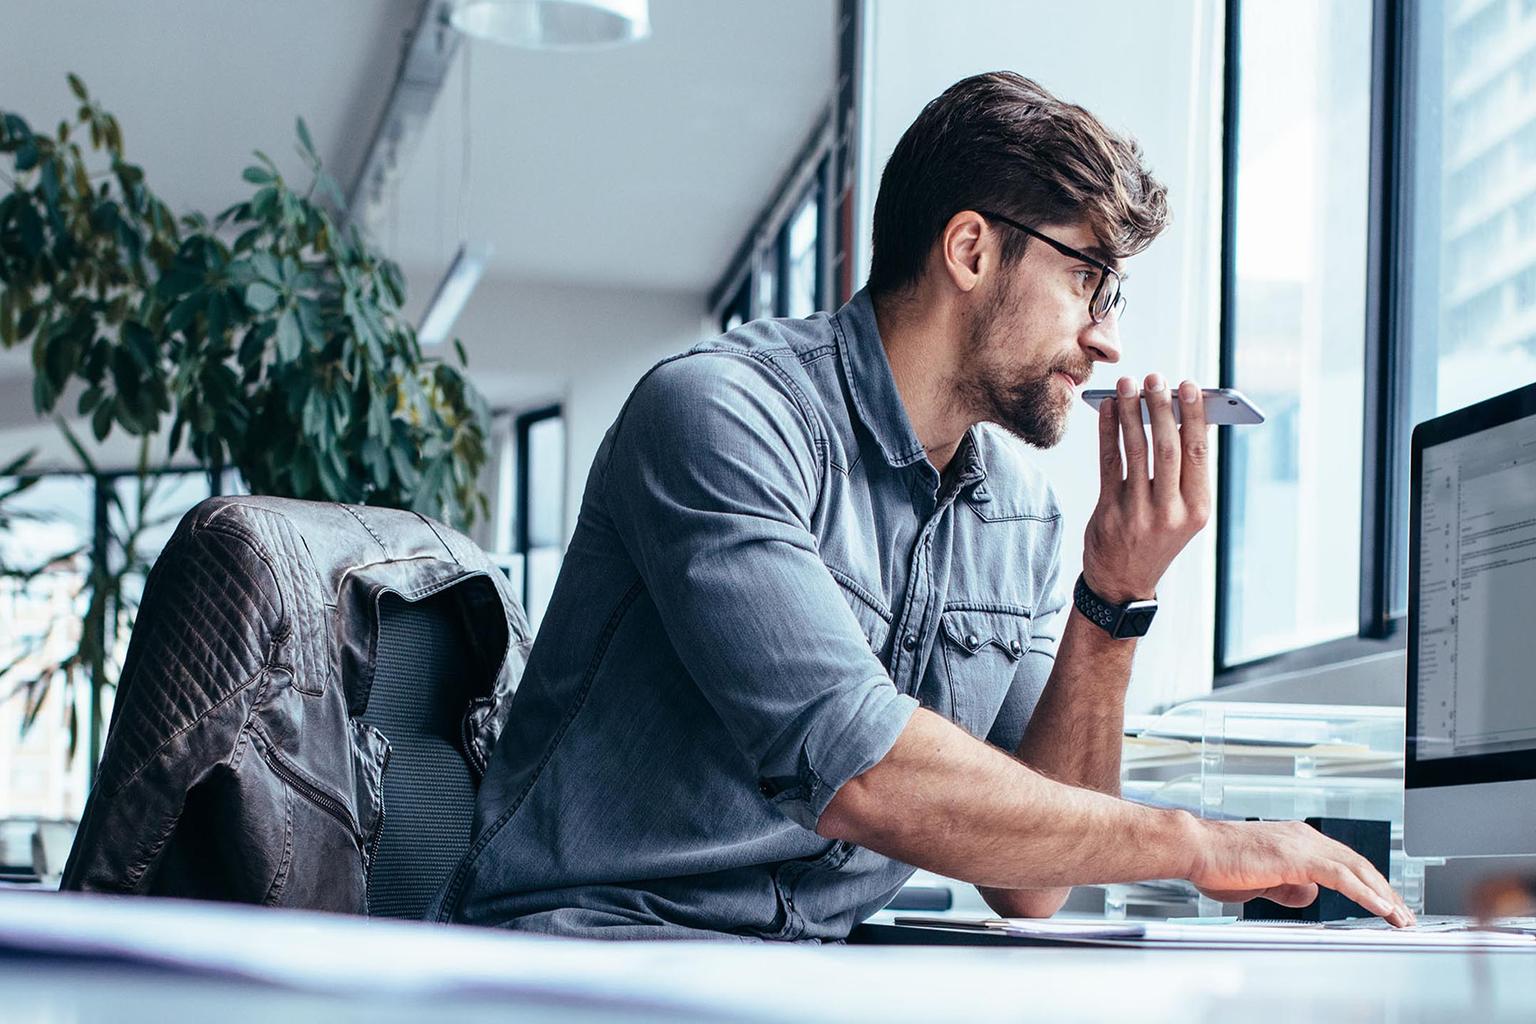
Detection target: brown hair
<box><xmin>867</xmin><ymin>71</ymin><xmax>1170</xmax><ymax>297</ymax></box>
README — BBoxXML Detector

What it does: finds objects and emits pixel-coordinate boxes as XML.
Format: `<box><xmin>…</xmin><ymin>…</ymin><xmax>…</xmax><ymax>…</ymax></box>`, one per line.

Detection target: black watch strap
<box><xmin>1073</xmin><ymin>573</ymin><xmax>1158</xmax><ymax>639</ymax></box>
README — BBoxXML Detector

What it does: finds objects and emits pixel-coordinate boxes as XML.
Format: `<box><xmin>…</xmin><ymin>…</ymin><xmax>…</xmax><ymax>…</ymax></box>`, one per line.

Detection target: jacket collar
<box><xmin>833</xmin><ymin>288</ymin><xmax>988</xmax><ymax>488</ymax></box>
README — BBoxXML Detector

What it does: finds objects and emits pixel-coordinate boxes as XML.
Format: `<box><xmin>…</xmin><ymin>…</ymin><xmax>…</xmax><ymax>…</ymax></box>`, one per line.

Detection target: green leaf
<box><xmin>295</xmin><ymin>117</ymin><xmax>317</xmax><ymax>163</ymax></box>
<box><xmin>244</xmin><ymin>281</ymin><xmax>280</xmax><ymax>313</ymax></box>
<box><xmin>242</xmin><ymin>165</ymin><xmax>274</xmax><ymax>185</ymax></box>
<box><xmin>91</xmin><ymin>398</ymin><xmax>114</xmax><ymax>440</ymax></box>
<box><xmin>121</xmin><ymin>320</ymin><xmax>157</xmax><ymax>369</ymax></box>
<box><xmin>67</xmin><ymin>73</ymin><xmax>88</xmax><ymax>100</ymax></box>
<box><xmin>251</xmin><ymin>251</ymin><xmax>282</xmax><ymax>284</ymax></box>
<box><xmin>77</xmin><ymin>385</ymin><xmax>104</xmax><ymax>415</ymax></box>
<box><xmin>274</xmin><ymin>309</ymin><xmax>301</xmax><ymax>361</ymax></box>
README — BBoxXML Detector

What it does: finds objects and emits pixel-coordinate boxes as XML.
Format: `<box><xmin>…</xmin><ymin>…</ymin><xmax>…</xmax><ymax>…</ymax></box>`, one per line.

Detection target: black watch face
<box><xmin>1115</xmin><ymin>602</ymin><xmax>1158</xmax><ymax>638</ymax></box>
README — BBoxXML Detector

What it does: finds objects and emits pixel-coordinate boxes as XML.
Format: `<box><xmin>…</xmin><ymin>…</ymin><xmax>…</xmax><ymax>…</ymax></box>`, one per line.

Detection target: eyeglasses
<box><xmin>974</xmin><ymin>210</ymin><xmax>1127</xmax><ymax>324</ymax></box>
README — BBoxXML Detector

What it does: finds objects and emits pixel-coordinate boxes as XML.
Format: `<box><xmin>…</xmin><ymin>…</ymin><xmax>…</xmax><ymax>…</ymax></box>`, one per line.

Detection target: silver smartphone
<box><xmin>1080</xmin><ymin>387</ymin><xmax>1266</xmax><ymax>426</ymax></box>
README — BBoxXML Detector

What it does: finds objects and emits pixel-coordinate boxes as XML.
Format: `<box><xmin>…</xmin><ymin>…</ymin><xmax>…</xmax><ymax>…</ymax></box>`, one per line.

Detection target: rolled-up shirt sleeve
<box><xmin>601</xmin><ymin>353</ymin><xmax>918</xmax><ymax>830</ymax></box>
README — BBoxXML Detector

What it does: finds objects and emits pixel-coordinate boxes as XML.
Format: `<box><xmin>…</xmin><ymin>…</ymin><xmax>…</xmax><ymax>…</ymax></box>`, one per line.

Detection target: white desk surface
<box><xmin>3</xmin><ymin>890</ymin><xmax>1535</xmax><ymax>1023</ymax></box>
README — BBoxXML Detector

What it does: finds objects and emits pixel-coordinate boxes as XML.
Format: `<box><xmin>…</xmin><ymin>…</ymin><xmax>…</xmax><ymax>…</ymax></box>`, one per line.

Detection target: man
<box><xmin>432</xmin><ymin>72</ymin><xmax>1413</xmax><ymax>939</ymax></box>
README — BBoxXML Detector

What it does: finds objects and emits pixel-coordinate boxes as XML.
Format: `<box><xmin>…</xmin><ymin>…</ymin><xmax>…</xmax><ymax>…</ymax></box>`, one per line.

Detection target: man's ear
<box><xmin>938</xmin><ymin>210</ymin><xmax>989</xmax><ymax>294</ymax></box>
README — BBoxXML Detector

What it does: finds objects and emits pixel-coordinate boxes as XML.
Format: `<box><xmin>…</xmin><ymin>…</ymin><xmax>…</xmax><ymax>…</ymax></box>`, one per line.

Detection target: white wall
<box><xmin>856</xmin><ymin>0</ymin><xmax>1226</xmax><ymax>711</ymax></box>
<box><xmin>441</xmin><ymin>277</ymin><xmax>708</xmax><ymax>542</ymax></box>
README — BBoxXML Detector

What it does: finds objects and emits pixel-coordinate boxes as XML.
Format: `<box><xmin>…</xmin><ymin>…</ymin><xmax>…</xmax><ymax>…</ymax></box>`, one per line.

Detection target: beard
<box><xmin>953</xmin><ymin>281</ymin><xmax>1088</xmax><ymax>450</ymax></box>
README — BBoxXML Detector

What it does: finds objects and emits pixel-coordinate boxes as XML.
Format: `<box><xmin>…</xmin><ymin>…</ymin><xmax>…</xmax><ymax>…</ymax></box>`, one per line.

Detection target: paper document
<box><xmin>892</xmin><ymin>916</ymin><xmax>1536</xmax><ymax>952</ymax></box>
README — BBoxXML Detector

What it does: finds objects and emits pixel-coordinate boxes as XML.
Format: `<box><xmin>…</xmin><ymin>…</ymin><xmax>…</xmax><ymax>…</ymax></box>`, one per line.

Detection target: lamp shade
<box><xmin>449</xmin><ymin>0</ymin><xmax>650</xmax><ymax>50</ymax></box>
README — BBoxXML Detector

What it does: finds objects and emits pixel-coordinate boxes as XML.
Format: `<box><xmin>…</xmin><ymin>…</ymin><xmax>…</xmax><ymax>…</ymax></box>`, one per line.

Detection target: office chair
<box><xmin>60</xmin><ymin>496</ymin><xmax>533</xmax><ymax>919</ymax></box>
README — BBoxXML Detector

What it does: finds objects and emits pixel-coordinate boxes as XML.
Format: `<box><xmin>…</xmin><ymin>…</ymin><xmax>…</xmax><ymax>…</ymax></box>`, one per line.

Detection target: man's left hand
<box><xmin>1081</xmin><ymin>374</ymin><xmax>1212</xmax><ymax>603</ymax></box>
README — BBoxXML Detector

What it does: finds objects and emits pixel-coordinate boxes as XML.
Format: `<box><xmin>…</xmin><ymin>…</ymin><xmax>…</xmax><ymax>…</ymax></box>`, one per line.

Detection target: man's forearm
<box><xmin>975</xmin><ymin>607</ymin><xmax>1136</xmax><ymax>916</ymax></box>
<box><xmin>818</xmin><ymin>707</ymin><xmax>1198</xmax><ymax>892</ymax></box>
<box><xmin>1014</xmin><ymin>606</ymin><xmax>1136</xmax><ymax>794</ymax></box>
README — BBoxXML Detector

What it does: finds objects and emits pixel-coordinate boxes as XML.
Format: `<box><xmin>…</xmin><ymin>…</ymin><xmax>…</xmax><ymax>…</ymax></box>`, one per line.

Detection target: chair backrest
<box><xmin>58</xmin><ymin>496</ymin><xmax>530</xmax><ymax>915</ymax></box>
<box><xmin>359</xmin><ymin>592</ymin><xmax>480</xmax><ymax>920</ymax></box>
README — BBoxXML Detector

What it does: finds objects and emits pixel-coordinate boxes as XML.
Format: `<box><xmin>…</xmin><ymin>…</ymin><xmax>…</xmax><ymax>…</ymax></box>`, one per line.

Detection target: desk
<box><xmin>4</xmin><ymin>891</ymin><xmax>1535</xmax><ymax>1023</ymax></box>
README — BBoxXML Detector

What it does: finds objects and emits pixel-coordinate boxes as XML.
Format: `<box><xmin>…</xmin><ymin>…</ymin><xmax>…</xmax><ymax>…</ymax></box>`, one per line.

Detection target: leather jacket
<box><xmin>60</xmin><ymin>496</ymin><xmax>532</xmax><ymax>913</ymax></box>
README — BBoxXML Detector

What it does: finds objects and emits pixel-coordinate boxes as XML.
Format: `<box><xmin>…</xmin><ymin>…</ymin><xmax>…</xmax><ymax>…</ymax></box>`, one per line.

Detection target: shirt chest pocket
<box><xmin>936</xmin><ymin>608</ymin><xmax>1031</xmax><ymax>739</ymax></box>
<box><xmin>831</xmin><ymin>575</ymin><xmax>892</xmax><ymax>664</ymax></box>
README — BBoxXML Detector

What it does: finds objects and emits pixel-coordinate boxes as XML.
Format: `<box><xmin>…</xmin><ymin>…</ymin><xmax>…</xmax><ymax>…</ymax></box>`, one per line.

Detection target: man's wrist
<box><xmin>1073</xmin><ymin>573</ymin><xmax>1158</xmax><ymax>640</ymax></box>
<box><xmin>1080</xmin><ymin>569</ymin><xmax>1150</xmax><ymax>605</ymax></box>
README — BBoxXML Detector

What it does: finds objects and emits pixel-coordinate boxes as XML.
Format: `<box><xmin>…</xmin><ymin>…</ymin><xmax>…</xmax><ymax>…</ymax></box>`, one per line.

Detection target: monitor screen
<box><xmin>1415</xmin><ymin>419</ymin><xmax>1536</xmax><ymax>760</ymax></box>
<box><xmin>1408</xmin><ymin>381</ymin><xmax>1536</xmax><ymax>794</ymax></box>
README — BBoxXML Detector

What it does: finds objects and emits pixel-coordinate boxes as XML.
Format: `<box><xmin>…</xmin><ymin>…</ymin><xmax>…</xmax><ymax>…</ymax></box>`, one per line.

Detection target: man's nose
<box><xmin>1081</xmin><ymin>314</ymin><xmax>1121</xmax><ymax>364</ymax></box>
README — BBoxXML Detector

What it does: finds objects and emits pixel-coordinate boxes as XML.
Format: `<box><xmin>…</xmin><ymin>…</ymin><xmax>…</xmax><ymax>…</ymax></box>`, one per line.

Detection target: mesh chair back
<box><xmin>360</xmin><ymin>592</ymin><xmax>479</xmax><ymax>919</ymax></box>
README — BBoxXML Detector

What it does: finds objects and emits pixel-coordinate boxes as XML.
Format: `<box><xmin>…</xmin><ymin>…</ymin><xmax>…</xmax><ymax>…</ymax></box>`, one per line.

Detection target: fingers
<box><xmin>1097</xmin><ymin>391</ymin><xmax>1122</xmax><ymax>493</ymax></box>
<box><xmin>1319</xmin><ymin>855</ymin><xmax>1415</xmax><ymax>927</ymax></box>
<box><xmin>1258</xmin><ymin>882</ymin><xmax>1319</xmax><ymax>908</ymax></box>
<box><xmin>1144</xmin><ymin>373</ymin><xmax>1179</xmax><ymax>504</ymax></box>
<box><xmin>1176</xmin><ymin>380</ymin><xmax>1212</xmax><ymax>517</ymax></box>
<box><xmin>1115</xmin><ymin>376</ymin><xmax>1150</xmax><ymax>498</ymax></box>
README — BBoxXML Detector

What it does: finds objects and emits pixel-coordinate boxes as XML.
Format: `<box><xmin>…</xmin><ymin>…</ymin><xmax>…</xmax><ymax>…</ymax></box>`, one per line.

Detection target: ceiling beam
<box><xmin>342</xmin><ymin>0</ymin><xmax>459</xmax><ymax>231</ymax></box>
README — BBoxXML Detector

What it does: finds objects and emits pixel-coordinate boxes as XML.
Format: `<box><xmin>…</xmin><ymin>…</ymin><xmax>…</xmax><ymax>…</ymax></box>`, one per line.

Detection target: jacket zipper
<box><xmin>362</xmin><ymin>741</ymin><xmax>391</xmax><ymax>912</ymax></box>
<box><xmin>461</xmin><ymin>700</ymin><xmax>489</xmax><ymax>782</ymax></box>
<box><xmin>260</xmin><ymin>739</ymin><xmax>362</xmax><ymax>846</ymax></box>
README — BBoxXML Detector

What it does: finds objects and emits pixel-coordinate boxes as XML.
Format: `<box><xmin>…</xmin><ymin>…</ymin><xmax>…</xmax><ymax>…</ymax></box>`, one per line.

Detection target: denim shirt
<box><xmin>431</xmin><ymin>289</ymin><xmax>1067</xmax><ymax>941</ymax></box>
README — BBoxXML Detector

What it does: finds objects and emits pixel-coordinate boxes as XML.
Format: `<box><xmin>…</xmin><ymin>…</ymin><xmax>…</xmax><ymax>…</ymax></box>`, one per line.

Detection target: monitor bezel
<box><xmin>1406</xmin><ymin>379</ymin><xmax>1536</xmax><ymax>791</ymax></box>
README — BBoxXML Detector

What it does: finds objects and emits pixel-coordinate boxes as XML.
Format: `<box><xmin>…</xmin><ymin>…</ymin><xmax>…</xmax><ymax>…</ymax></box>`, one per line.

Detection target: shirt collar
<box><xmin>832</xmin><ymin>289</ymin><xmax>988</xmax><ymax>488</ymax></box>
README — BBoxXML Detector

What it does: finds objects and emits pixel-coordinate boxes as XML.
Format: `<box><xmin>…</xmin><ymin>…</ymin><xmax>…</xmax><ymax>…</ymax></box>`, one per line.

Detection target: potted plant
<box><xmin>0</xmin><ymin>76</ymin><xmax>492</xmax><ymax>772</ymax></box>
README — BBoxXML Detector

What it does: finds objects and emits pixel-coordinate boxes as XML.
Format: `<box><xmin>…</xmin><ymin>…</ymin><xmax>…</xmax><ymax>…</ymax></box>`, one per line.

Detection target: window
<box><xmin>710</xmin><ymin>121</ymin><xmax>835</xmax><ymax>329</ymax></box>
<box><xmin>1219</xmin><ymin>0</ymin><xmax>1374</xmax><ymax>665</ymax></box>
<box><xmin>1400</xmin><ymin>0</ymin><xmax>1536</xmax><ymax>614</ymax></box>
<box><xmin>1</xmin><ymin>467</ymin><xmax>226</xmax><ymax>817</ymax></box>
<box><xmin>779</xmin><ymin>185</ymin><xmax>823</xmax><ymax>319</ymax></box>
<box><xmin>1217</xmin><ymin>0</ymin><xmax>1536</xmax><ymax>678</ymax></box>
<box><xmin>511</xmin><ymin>406</ymin><xmax>565</xmax><ymax>630</ymax></box>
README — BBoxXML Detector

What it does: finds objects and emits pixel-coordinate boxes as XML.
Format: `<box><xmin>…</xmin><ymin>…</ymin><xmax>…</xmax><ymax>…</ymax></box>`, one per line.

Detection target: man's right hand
<box><xmin>1186</xmin><ymin>818</ymin><xmax>1415</xmax><ymax>927</ymax></box>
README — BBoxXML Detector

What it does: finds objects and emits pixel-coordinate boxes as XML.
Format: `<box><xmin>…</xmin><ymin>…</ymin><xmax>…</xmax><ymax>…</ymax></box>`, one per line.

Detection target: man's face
<box><xmin>953</xmin><ymin>221</ymin><xmax>1123</xmax><ymax>448</ymax></box>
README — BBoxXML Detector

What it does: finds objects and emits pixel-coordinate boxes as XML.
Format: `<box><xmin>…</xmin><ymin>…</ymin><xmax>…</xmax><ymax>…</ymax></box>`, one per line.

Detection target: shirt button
<box><xmin>965</xmin><ymin>633</ymin><xmax>980</xmax><ymax>648</ymax></box>
<box><xmin>1010</xmin><ymin>639</ymin><xmax>1024</xmax><ymax>656</ymax></box>
<box><xmin>902</xmin><ymin>633</ymin><xmax>917</xmax><ymax>652</ymax></box>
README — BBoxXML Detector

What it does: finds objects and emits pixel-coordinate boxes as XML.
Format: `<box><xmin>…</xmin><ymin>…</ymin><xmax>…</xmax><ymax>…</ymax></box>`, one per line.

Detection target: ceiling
<box><xmin>0</xmin><ymin>0</ymin><xmax>836</xmax><ymax>410</ymax></box>
<box><xmin>0</xmin><ymin>0</ymin><xmax>837</xmax><ymax>298</ymax></box>
<box><xmin>384</xmin><ymin>0</ymin><xmax>837</xmax><ymax>293</ymax></box>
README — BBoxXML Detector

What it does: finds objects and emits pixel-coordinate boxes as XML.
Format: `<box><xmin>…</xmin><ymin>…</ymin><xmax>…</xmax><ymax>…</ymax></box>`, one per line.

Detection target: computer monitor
<box><xmin>1406</xmin><ymin>380</ymin><xmax>1536</xmax><ymax>856</ymax></box>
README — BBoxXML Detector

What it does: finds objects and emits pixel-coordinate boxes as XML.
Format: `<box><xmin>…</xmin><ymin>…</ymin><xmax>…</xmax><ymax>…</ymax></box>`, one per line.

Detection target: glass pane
<box><xmin>755</xmin><ymin>258</ymin><xmax>777</xmax><ymax>320</ymax></box>
<box><xmin>784</xmin><ymin>188</ymin><xmax>821</xmax><ymax>319</ymax></box>
<box><xmin>1222</xmin><ymin>0</ymin><xmax>1373</xmax><ymax>664</ymax></box>
<box><xmin>1399</xmin><ymin>0</ymin><xmax>1536</xmax><ymax>614</ymax></box>
<box><xmin>525</xmin><ymin>414</ymin><xmax>565</xmax><ymax>549</ymax></box>
<box><xmin>0</xmin><ymin>475</ymin><xmax>94</xmax><ymax>820</ymax></box>
<box><xmin>526</xmin><ymin>547</ymin><xmax>561</xmax><ymax>632</ymax></box>
<box><xmin>112</xmin><ymin>471</ymin><xmax>212</xmax><ymax>574</ymax></box>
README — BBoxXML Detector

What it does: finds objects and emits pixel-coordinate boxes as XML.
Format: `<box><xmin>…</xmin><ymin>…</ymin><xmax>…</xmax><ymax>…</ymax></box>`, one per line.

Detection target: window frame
<box><xmin>708</xmin><ymin>115</ymin><xmax>837</xmax><ymax>329</ymax></box>
<box><xmin>512</xmin><ymin>403</ymin><xmax>564</xmax><ymax>617</ymax></box>
<box><xmin>1214</xmin><ymin>0</ymin><xmax>1420</xmax><ymax>683</ymax></box>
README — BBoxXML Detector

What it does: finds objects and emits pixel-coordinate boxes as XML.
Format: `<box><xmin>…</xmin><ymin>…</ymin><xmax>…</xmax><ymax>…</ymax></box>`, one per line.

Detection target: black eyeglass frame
<box><xmin>974</xmin><ymin>210</ymin><xmax>1127</xmax><ymax>323</ymax></box>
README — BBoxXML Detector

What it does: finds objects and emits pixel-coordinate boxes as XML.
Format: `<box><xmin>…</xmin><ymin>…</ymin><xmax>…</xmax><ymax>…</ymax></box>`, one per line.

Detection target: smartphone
<box><xmin>1080</xmin><ymin>387</ymin><xmax>1266</xmax><ymax>426</ymax></box>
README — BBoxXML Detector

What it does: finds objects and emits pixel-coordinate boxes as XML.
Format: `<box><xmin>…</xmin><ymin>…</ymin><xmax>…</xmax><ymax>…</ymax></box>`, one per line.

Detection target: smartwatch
<box><xmin>1073</xmin><ymin>573</ymin><xmax>1158</xmax><ymax>639</ymax></box>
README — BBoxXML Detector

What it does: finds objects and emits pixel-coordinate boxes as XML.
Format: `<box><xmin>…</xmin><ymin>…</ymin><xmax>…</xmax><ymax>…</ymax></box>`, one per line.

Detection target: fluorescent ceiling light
<box><xmin>418</xmin><ymin>242</ymin><xmax>491</xmax><ymax>347</ymax></box>
<box><xmin>449</xmin><ymin>0</ymin><xmax>650</xmax><ymax>51</ymax></box>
